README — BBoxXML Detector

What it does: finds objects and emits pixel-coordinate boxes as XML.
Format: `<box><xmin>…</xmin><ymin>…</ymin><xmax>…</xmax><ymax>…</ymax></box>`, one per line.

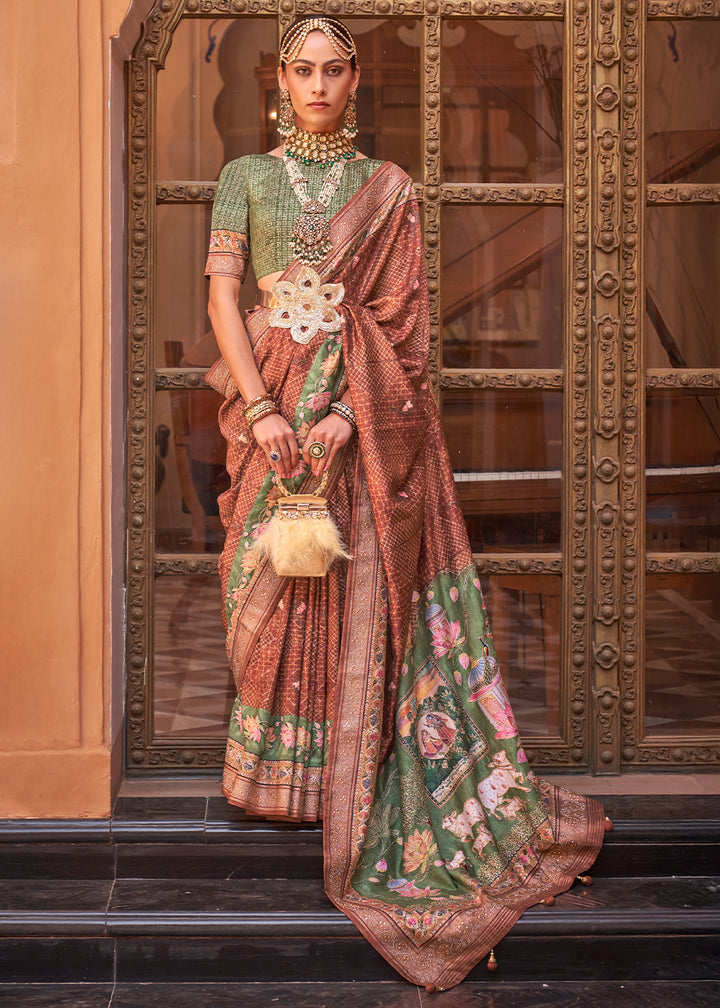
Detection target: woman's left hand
<box><xmin>302</xmin><ymin>413</ymin><xmax>355</xmax><ymax>477</ymax></box>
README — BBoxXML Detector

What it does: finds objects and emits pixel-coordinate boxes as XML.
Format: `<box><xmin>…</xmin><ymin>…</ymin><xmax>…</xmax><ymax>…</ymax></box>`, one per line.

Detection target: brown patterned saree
<box><xmin>208</xmin><ymin>162</ymin><xmax>605</xmax><ymax>990</ymax></box>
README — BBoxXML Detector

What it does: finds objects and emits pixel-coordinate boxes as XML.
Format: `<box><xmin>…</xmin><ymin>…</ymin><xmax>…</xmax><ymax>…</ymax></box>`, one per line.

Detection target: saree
<box><xmin>207</xmin><ymin>161</ymin><xmax>606</xmax><ymax>990</ymax></box>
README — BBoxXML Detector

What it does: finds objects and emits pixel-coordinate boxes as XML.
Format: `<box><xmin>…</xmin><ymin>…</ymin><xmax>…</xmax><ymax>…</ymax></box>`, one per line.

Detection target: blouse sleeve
<box><xmin>204</xmin><ymin>159</ymin><xmax>250</xmax><ymax>282</ymax></box>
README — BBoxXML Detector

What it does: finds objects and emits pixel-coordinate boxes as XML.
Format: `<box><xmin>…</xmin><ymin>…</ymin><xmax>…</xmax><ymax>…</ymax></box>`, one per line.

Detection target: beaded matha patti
<box><xmin>279</xmin><ymin>18</ymin><xmax>357</xmax><ymax>64</ymax></box>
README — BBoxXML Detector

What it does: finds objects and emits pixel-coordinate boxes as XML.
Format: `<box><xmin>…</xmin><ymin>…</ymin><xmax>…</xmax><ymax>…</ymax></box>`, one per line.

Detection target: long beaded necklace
<box><xmin>283</xmin><ymin>154</ymin><xmax>347</xmax><ymax>265</ymax></box>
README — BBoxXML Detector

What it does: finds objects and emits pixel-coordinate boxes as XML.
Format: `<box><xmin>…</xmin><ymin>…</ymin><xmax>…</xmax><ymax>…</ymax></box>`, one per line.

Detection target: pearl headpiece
<box><xmin>279</xmin><ymin>18</ymin><xmax>357</xmax><ymax>64</ymax></box>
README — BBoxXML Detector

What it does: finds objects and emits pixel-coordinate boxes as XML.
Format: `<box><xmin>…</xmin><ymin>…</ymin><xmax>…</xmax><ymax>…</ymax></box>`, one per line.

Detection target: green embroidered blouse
<box><xmin>205</xmin><ymin>153</ymin><xmax>384</xmax><ymax>283</ymax></box>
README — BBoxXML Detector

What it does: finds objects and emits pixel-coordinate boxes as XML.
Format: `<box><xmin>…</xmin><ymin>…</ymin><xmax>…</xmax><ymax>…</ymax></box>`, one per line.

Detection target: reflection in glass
<box><xmin>442</xmin><ymin>205</ymin><xmax>562</xmax><ymax>369</ymax></box>
<box><xmin>158</xmin><ymin>18</ymin><xmax>422</xmax><ymax>181</ymax></box>
<box><xmin>156</xmin><ymin>201</ymin><xmax>260</xmax><ymax>361</ymax></box>
<box><xmin>153</xmin><ymin>573</ymin><xmax>232</xmax><ymax>739</ymax></box>
<box><xmin>157</xmin><ymin>19</ymin><xmax>277</xmax><ymax>180</ymax></box>
<box><xmin>442</xmin><ymin>20</ymin><xmax>563</xmax><ymax>184</ymax></box>
<box><xmin>646</xmin><ymin>574</ymin><xmax>720</xmax><ymax>736</ymax></box>
<box><xmin>346</xmin><ymin>19</ymin><xmax>421</xmax><ymax>177</ymax></box>
<box><xmin>443</xmin><ymin>390</ymin><xmax>562</xmax><ymax>551</ymax></box>
<box><xmin>646</xmin><ymin>392</ymin><xmax>720</xmax><ymax>552</ymax></box>
<box><xmin>481</xmin><ymin>574</ymin><xmax>561</xmax><ymax>737</ymax></box>
<box><xmin>646</xmin><ymin>21</ymin><xmax>720</xmax><ymax>183</ymax></box>
<box><xmin>646</xmin><ymin>207</ymin><xmax>720</xmax><ymax>369</ymax></box>
<box><xmin>155</xmin><ymin>390</ymin><xmax>228</xmax><ymax>554</ymax></box>
<box><xmin>158</xmin><ymin>203</ymin><xmax>210</xmax><ymax>359</ymax></box>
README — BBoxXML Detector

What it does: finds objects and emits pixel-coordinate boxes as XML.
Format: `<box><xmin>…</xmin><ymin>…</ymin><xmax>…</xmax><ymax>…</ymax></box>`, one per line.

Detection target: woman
<box><xmin>205</xmin><ymin>16</ymin><xmax>608</xmax><ymax>991</ymax></box>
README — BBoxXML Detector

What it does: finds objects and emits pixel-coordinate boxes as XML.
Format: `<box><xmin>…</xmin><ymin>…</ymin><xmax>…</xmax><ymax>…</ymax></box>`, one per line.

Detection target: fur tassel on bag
<box><xmin>248</xmin><ymin>475</ymin><xmax>351</xmax><ymax>578</ymax></box>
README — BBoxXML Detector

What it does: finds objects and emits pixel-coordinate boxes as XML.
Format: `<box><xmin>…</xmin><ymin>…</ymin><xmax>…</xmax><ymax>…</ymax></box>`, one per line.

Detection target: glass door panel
<box><xmin>442</xmin><ymin>390</ymin><xmax>562</xmax><ymax>552</ymax></box>
<box><xmin>346</xmin><ymin>19</ymin><xmax>422</xmax><ymax>176</ymax></box>
<box><xmin>645</xmin><ymin>573</ymin><xmax>720</xmax><ymax>737</ymax></box>
<box><xmin>441</xmin><ymin>205</ymin><xmax>563</xmax><ymax>369</ymax></box>
<box><xmin>156</xmin><ymin>202</ymin><xmax>217</xmax><ymax>360</ymax></box>
<box><xmin>482</xmin><ymin>573</ymin><xmax>562</xmax><ymax>738</ymax></box>
<box><xmin>646</xmin><ymin>391</ymin><xmax>720</xmax><ymax>552</ymax></box>
<box><xmin>646</xmin><ymin>20</ymin><xmax>720</xmax><ymax>184</ymax></box>
<box><xmin>441</xmin><ymin>20</ymin><xmax>563</xmax><ymax>184</ymax></box>
<box><xmin>154</xmin><ymin>390</ymin><xmax>227</xmax><ymax>554</ymax></box>
<box><xmin>152</xmin><ymin>573</ymin><xmax>230</xmax><ymax>740</ymax></box>
<box><xmin>157</xmin><ymin>18</ymin><xmax>277</xmax><ymax>179</ymax></box>
<box><xmin>646</xmin><ymin>206</ymin><xmax>720</xmax><ymax>369</ymax></box>
<box><xmin>643</xmin><ymin>11</ymin><xmax>720</xmax><ymax>765</ymax></box>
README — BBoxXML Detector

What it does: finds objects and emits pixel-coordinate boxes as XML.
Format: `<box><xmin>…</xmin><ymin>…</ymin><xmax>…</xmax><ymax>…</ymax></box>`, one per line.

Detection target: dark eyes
<box><xmin>293</xmin><ymin>65</ymin><xmax>344</xmax><ymax>77</ymax></box>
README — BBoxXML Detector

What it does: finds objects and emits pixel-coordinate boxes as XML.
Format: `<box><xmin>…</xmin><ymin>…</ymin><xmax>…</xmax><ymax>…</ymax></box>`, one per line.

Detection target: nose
<box><xmin>310</xmin><ymin>71</ymin><xmax>326</xmax><ymax>95</ymax></box>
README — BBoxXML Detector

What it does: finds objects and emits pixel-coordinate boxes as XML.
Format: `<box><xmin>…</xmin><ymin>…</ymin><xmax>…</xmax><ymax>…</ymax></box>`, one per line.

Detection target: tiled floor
<box><xmin>151</xmin><ymin>566</ymin><xmax>720</xmax><ymax>759</ymax></box>
<box><xmin>153</xmin><ymin>575</ymin><xmax>231</xmax><ymax>738</ymax></box>
<box><xmin>645</xmin><ymin>587</ymin><xmax>720</xmax><ymax>735</ymax></box>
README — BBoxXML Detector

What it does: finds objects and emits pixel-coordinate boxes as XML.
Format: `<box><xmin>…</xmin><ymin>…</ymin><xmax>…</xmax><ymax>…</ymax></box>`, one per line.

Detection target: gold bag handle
<box><xmin>273</xmin><ymin>470</ymin><xmax>329</xmax><ymax>499</ymax></box>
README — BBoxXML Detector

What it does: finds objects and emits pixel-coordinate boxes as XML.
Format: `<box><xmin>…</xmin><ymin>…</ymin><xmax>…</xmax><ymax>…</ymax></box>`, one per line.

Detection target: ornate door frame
<box><xmin>125</xmin><ymin>0</ymin><xmax>720</xmax><ymax>774</ymax></box>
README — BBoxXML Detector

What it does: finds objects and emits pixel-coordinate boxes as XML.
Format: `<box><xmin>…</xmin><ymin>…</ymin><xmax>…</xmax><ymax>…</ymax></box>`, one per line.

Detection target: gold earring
<box><xmin>342</xmin><ymin>91</ymin><xmax>358</xmax><ymax>139</ymax></box>
<box><xmin>277</xmin><ymin>89</ymin><xmax>295</xmax><ymax>138</ymax></box>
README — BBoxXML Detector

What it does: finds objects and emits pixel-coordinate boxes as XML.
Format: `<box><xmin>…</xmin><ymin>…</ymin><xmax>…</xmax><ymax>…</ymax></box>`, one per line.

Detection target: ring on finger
<box><xmin>308</xmin><ymin>441</ymin><xmax>327</xmax><ymax>460</ymax></box>
<box><xmin>269</xmin><ymin>450</ymin><xmax>280</xmax><ymax>462</ymax></box>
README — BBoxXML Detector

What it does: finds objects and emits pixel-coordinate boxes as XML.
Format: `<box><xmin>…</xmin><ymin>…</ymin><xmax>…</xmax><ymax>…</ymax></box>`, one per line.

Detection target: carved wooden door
<box><xmin>126</xmin><ymin>1</ymin><xmax>720</xmax><ymax>774</ymax></box>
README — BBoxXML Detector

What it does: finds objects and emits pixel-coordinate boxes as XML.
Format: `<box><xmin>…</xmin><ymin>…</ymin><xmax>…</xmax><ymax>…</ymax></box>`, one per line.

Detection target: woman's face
<box><xmin>278</xmin><ymin>30</ymin><xmax>360</xmax><ymax>134</ymax></box>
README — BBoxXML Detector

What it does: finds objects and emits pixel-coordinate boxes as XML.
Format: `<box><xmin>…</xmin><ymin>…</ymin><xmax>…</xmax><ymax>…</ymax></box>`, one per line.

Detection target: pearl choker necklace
<box><xmin>283</xmin><ymin>126</ymin><xmax>356</xmax><ymax>165</ymax></box>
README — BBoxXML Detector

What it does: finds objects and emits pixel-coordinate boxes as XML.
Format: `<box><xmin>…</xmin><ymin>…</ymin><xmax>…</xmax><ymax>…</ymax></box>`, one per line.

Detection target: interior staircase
<box><xmin>0</xmin><ymin>792</ymin><xmax>718</xmax><ymax>1007</ymax></box>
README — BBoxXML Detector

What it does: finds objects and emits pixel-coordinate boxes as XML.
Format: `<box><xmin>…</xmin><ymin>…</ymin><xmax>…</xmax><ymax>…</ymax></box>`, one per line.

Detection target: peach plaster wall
<box><xmin>0</xmin><ymin>0</ymin><xmax>153</xmax><ymax>817</ymax></box>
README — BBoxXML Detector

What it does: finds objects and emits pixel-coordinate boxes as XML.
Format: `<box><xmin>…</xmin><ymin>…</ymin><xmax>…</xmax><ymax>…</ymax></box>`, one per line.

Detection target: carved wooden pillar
<box><xmin>585</xmin><ymin>0</ymin><xmax>628</xmax><ymax>772</ymax></box>
<box><xmin>566</xmin><ymin>0</ymin><xmax>593</xmax><ymax>769</ymax></box>
<box><xmin>616</xmin><ymin>0</ymin><xmax>643</xmax><ymax>769</ymax></box>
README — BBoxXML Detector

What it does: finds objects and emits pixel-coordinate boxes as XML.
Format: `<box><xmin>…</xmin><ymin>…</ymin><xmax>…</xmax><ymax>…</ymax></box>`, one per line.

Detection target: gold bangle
<box><xmin>246</xmin><ymin>403</ymin><xmax>277</xmax><ymax>422</ymax></box>
<box><xmin>243</xmin><ymin>393</ymin><xmax>275</xmax><ymax>418</ymax></box>
<box><xmin>246</xmin><ymin>403</ymin><xmax>279</xmax><ymax>428</ymax></box>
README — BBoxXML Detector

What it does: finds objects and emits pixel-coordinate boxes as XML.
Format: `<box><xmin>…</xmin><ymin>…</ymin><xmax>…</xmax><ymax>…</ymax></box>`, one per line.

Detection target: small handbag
<box><xmin>249</xmin><ymin>471</ymin><xmax>351</xmax><ymax>578</ymax></box>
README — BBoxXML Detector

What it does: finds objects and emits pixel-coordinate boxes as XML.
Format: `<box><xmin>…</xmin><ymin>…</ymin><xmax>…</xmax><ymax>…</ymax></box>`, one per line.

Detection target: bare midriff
<box><xmin>258</xmin><ymin>271</ymin><xmax>284</xmax><ymax>292</ymax></box>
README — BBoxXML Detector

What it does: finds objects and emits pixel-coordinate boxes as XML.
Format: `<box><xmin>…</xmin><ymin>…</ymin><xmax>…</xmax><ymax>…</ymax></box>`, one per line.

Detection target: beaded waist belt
<box><xmin>256</xmin><ymin>289</ymin><xmax>273</xmax><ymax>308</ymax></box>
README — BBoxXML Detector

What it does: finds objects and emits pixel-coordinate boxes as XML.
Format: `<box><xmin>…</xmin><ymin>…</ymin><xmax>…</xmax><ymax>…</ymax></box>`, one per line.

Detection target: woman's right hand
<box><xmin>251</xmin><ymin>412</ymin><xmax>299</xmax><ymax>478</ymax></box>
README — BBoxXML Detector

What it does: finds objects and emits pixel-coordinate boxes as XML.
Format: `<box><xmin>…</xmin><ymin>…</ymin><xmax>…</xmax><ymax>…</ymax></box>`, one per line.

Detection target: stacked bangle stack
<box><xmin>328</xmin><ymin>400</ymin><xmax>357</xmax><ymax>433</ymax></box>
<box><xmin>243</xmin><ymin>393</ymin><xmax>279</xmax><ymax>429</ymax></box>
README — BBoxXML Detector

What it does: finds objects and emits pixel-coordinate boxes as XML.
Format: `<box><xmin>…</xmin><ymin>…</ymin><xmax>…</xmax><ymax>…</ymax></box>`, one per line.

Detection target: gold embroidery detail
<box><xmin>269</xmin><ymin>266</ymin><xmax>344</xmax><ymax>345</ymax></box>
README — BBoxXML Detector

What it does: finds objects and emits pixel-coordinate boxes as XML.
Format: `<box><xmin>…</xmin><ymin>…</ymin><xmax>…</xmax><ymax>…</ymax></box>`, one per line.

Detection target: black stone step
<box><xmin>1</xmin><ymin>793</ymin><xmax>718</xmax><ymax>846</ymax></box>
<box><xmin>1</xmin><ymin>981</ymin><xmax>720</xmax><ymax>1008</ymax></box>
<box><xmin>0</xmin><ymin>793</ymin><xmax>717</xmax><ymax>986</ymax></box>
<box><xmin>0</xmin><ymin>829</ymin><xmax>717</xmax><ymax>883</ymax></box>
<box><xmin>1</xmin><ymin>933</ymin><xmax>719</xmax><ymax>984</ymax></box>
<box><xmin>0</xmin><ymin>836</ymin><xmax>716</xmax><ymax>885</ymax></box>
<box><xmin>0</xmin><ymin>875</ymin><xmax>718</xmax><ymax>938</ymax></box>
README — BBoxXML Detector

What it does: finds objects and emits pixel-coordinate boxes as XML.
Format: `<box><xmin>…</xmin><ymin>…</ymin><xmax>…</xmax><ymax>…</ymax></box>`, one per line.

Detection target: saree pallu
<box><xmin>207</xmin><ymin>162</ymin><xmax>606</xmax><ymax>990</ymax></box>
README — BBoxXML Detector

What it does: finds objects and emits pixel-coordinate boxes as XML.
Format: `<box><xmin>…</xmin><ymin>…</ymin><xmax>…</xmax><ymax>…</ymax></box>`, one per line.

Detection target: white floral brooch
<box><xmin>269</xmin><ymin>266</ymin><xmax>345</xmax><ymax>345</ymax></box>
